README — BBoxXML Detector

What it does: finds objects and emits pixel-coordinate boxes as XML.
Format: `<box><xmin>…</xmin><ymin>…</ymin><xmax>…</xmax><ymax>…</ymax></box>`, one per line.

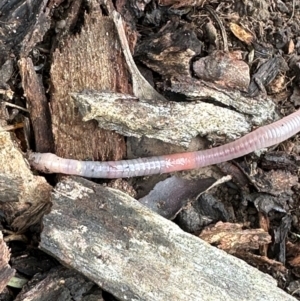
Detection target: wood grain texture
<box><xmin>40</xmin><ymin>176</ymin><xmax>296</xmax><ymax>301</ymax></box>
<box><xmin>19</xmin><ymin>57</ymin><xmax>54</xmax><ymax>153</ymax></box>
<box><xmin>50</xmin><ymin>11</ymin><xmax>129</xmax><ymax>161</ymax></box>
<box><xmin>72</xmin><ymin>90</ymin><xmax>251</xmax><ymax>146</ymax></box>
<box><xmin>0</xmin><ymin>128</ymin><xmax>51</xmax><ymax>232</ymax></box>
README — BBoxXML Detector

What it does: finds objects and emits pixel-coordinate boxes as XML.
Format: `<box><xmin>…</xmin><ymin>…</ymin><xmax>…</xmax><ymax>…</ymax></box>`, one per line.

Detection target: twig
<box><xmin>112</xmin><ymin>11</ymin><xmax>167</xmax><ymax>101</ymax></box>
<box><xmin>204</xmin><ymin>5</ymin><xmax>229</xmax><ymax>52</ymax></box>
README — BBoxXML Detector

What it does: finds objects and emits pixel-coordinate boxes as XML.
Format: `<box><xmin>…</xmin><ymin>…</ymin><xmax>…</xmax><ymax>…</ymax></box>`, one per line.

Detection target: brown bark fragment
<box><xmin>199</xmin><ymin>221</ymin><xmax>272</xmax><ymax>253</ymax></box>
<box><xmin>169</xmin><ymin>78</ymin><xmax>277</xmax><ymax>125</ymax></box>
<box><xmin>50</xmin><ymin>11</ymin><xmax>129</xmax><ymax>161</ymax></box>
<box><xmin>135</xmin><ymin>20</ymin><xmax>202</xmax><ymax>80</ymax></box>
<box><xmin>193</xmin><ymin>51</ymin><xmax>250</xmax><ymax>92</ymax></box>
<box><xmin>19</xmin><ymin>58</ymin><xmax>54</xmax><ymax>153</ymax></box>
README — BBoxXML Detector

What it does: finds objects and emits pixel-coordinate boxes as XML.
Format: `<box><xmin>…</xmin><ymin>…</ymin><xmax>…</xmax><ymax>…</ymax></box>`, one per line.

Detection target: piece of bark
<box><xmin>248</xmin><ymin>169</ymin><xmax>298</xmax><ymax>197</ymax></box>
<box><xmin>50</xmin><ymin>10</ymin><xmax>128</xmax><ymax>161</ymax></box>
<box><xmin>168</xmin><ymin>78</ymin><xmax>277</xmax><ymax>126</ymax></box>
<box><xmin>0</xmin><ymin>232</ymin><xmax>15</xmax><ymax>293</ymax></box>
<box><xmin>71</xmin><ymin>90</ymin><xmax>251</xmax><ymax>147</ymax></box>
<box><xmin>10</xmin><ymin>248</ymin><xmax>57</xmax><ymax>278</ymax></box>
<box><xmin>40</xmin><ymin>176</ymin><xmax>296</xmax><ymax>301</ymax></box>
<box><xmin>261</xmin><ymin>152</ymin><xmax>300</xmax><ymax>172</ymax></box>
<box><xmin>235</xmin><ymin>251</ymin><xmax>288</xmax><ymax>277</ymax></box>
<box><xmin>272</xmin><ymin>215</ymin><xmax>292</xmax><ymax>264</ymax></box>
<box><xmin>0</xmin><ymin>60</ymin><xmax>14</xmax><ymax>93</ymax></box>
<box><xmin>199</xmin><ymin>222</ymin><xmax>272</xmax><ymax>253</ymax></box>
<box><xmin>135</xmin><ymin>20</ymin><xmax>202</xmax><ymax>80</ymax></box>
<box><xmin>0</xmin><ymin>128</ymin><xmax>52</xmax><ymax>232</ymax></box>
<box><xmin>19</xmin><ymin>58</ymin><xmax>54</xmax><ymax>153</ymax></box>
<box><xmin>248</xmin><ymin>56</ymin><xmax>288</xmax><ymax>97</ymax></box>
<box><xmin>0</xmin><ymin>0</ymin><xmax>51</xmax><ymax>66</ymax></box>
<box><xmin>0</xmin><ymin>174</ymin><xmax>22</xmax><ymax>203</ymax></box>
<box><xmin>287</xmin><ymin>241</ymin><xmax>300</xmax><ymax>268</ymax></box>
<box><xmin>177</xmin><ymin>192</ymin><xmax>233</xmax><ymax>233</ymax></box>
<box><xmin>52</xmin><ymin>0</ymin><xmax>83</xmax><ymax>51</ymax></box>
<box><xmin>14</xmin><ymin>266</ymin><xmax>103</xmax><ymax>301</ymax></box>
<box><xmin>193</xmin><ymin>51</ymin><xmax>250</xmax><ymax>92</ymax></box>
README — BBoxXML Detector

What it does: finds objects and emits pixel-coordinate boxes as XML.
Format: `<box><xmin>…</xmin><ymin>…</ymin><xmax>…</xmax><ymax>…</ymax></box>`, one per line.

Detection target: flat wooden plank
<box><xmin>40</xmin><ymin>177</ymin><xmax>296</xmax><ymax>301</ymax></box>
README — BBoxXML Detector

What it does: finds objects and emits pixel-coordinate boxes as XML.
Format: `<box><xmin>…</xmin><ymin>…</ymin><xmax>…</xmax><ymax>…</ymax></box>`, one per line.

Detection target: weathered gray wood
<box><xmin>0</xmin><ymin>174</ymin><xmax>22</xmax><ymax>202</ymax></box>
<box><xmin>169</xmin><ymin>78</ymin><xmax>277</xmax><ymax>125</ymax></box>
<box><xmin>72</xmin><ymin>90</ymin><xmax>252</xmax><ymax>147</ymax></box>
<box><xmin>40</xmin><ymin>177</ymin><xmax>296</xmax><ymax>301</ymax></box>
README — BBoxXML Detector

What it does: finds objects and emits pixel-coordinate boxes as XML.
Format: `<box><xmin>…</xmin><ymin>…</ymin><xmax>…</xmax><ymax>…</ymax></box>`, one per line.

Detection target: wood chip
<box><xmin>40</xmin><ymin>176</ymin><xmax>296</xmax><ymax>301</ymax></box>
<box><xmin>71</xmin><ymin>90</ymin><xmax>251</xmax><ymax>147</ymax></box>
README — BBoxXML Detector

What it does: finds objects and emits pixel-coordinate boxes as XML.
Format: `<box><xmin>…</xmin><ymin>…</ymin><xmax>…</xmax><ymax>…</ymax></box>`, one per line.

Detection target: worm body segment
<box><xmin>28</xmin><ymin>109</ymin><xmax>300</xmax><ymax>178</ymax></box>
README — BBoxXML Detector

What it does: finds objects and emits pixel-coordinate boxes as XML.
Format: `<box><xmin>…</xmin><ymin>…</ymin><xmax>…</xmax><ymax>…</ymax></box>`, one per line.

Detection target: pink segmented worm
<box><xmin>28</xmin><ymin>109</ymin><xmax>300</xmax><ymax>178</ymax></box>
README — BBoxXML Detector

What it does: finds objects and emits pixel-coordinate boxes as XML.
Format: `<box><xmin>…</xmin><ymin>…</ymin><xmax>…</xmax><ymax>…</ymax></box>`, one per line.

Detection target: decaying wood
<box><xmin>0</xmin><ymin>59</ymin><xmax>14</xmax><ymax>94</ymax></box>
<box><xmin>72</xmin><ymin>90</ymin><xmax>252</xmax><ymax>147</ymax></box>
<box><xmin>248</xmin><ymin>56</ymin><xmax>288</xmax><ymax>96</ymax></box>
<box><xmin>50</xmin><ymin>10</ymin><xmax>128</xmax><ymax>161</ymax></box>
<box><xmin>40</xmin><ymin>176</ymin><xmax>296</xmax><ymax>301</ymax></box>
<box><xmin>52</xmin><ymin>0</ymin><xmax>83</xmax><ymax>51</ymax></box>
<box><xmin>135</xmin><ymin>20</ymin><xmax>202</xmax><ymax>80</ymax></box>
<box><xmin>0</xmin><ymin>174</ymin><xmax>23</xmax><ymax>203</ymax></box>
<box><xmin>0</xmin><ymin>232</ymin><xmax>15</xmax><ymax>293</ymax></box>
<box><xmin>0</xmin><ymin>0</ymin><xmax>51</xmax><ymax>66</ymax></box>
<box><xmin>193</xmin><ymin>51</ymin><xmax>250</xmax><ymax>92</ymax></box>
<box><xmin>19</xmin><ymin>58</ymin><xmax>54</xmax><ymax>153</ymax></box>
<box><xmin>261</xmin><ymin>151</ymin><xmax>300</xmax><ymax>173</ymax></box>
<box><xmin>169</xmin><ymin>78</ymin><xmax>277</xmax><ymax>126</ymax></box>
<box><xmin>0</xmin><ymin>129</ymin><xmax>52</xmax><ymax>232</ymax></box>
<box><xmin>14</xmin><ymin>266</ymin><xmax>103</xmax><ymax>301</ymax></box>
<box><xmin>199</xmin><ymin>221</ymin><xmax>272</xmax><ymax>253</ymax></box>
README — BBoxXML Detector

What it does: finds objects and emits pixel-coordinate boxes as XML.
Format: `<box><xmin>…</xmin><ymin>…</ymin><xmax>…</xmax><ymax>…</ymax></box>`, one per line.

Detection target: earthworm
<box><xmin>28</xmin><ymin>109</ymin><xmax>300</xmax><ymax>178</ymax></box>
